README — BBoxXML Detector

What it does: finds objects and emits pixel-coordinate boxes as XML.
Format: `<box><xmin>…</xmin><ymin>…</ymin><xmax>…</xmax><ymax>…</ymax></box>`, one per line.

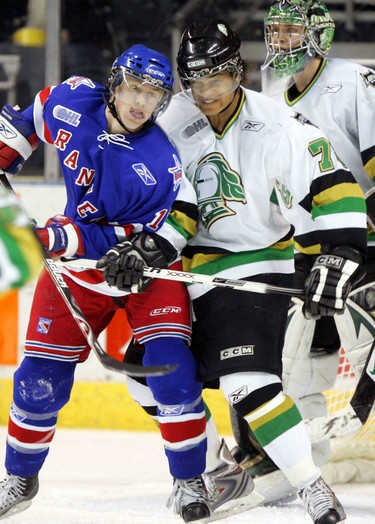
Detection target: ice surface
<box><xmin>0</xmin><ymin>427</ymin><xmax>374</xmax><ymax>523</ymax></box>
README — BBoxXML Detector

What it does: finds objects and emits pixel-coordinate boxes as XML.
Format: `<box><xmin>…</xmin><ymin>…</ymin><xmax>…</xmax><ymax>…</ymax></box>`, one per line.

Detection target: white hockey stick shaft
<box><xmin>62</xmin><ymin>259</ymin><xmax>375</xmax><ymax>441</ymax></box>
<box><xmin>59</xmin><ymin>258</ymin><xmax>305</xmax><ymax>298</ymax></box>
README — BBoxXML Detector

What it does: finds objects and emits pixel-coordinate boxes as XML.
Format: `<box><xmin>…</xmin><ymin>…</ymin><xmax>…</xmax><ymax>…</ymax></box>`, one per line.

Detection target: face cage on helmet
<box><xmin>178</xmin><ymin>56</ymin><xmax>243</xmax><ymax>91</ymax></box>
<box><xmin>264</xmin><ymin>18</ymin><xmax>316</xmax><ymax>78</ymax></box>
<box><xmin>108</xmin><ymin>68</ymin><xmax>173</xmax><ymax>120</ymax></box>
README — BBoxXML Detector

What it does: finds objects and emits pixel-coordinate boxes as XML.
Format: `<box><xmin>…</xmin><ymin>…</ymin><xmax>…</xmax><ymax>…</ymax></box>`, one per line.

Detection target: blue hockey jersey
<box><xmin>25</xmin><ymin>76</ymin><xmax>197</xmax><ymax>261</ymax></box>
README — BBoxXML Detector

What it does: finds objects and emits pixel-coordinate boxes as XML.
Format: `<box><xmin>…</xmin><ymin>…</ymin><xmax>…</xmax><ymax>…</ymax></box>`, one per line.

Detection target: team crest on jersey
<box><xmin>194</xmin><ymin>153</ymin><xmax>247</xmax><ymax>230</ymax></box>
<box><xmin>361</xmin><ymin>71</ymin><xmax>375</xmax><ymax>88</ymax></box>
<box><xmin>64</xmin><ymin>76</ymin><xmax>95</xmax><ymax>90</ymax></box>
<box><xmin>195</xmin><ymin>152</ymin><xmax>247</xmax><ymax>229</ymax></box>
<box><xmin>53</xmin><ymin>105</ymin><xmax>81</xmax><ymax>127</ymax></box>
<box><xmin>321</xmin><ymin>84</ymin><xmax>342</xmax><ymax>94</ymax></box>
<box><xmin>37</xmin><ymin>317</ymin><xmax>53</xmax><ymax>334</ymax></box>
<box><xmin>241</xmin><ymin>120</ymin><xmax>264</xmax><ymax>132</ymax></box>
<box><xmin>168</xmin><ymin>154</ymin><xmax>183</xmax><ymax>191</ymax></box>
<box><xmin>132</xmin><ymin>163</ymin><xmax>156</xmax><ymax>185</ymax></box>
<box><xmin>275</xmin><ymin>180</ymin><xmax>293</xmax><ymax>208</ymax></box>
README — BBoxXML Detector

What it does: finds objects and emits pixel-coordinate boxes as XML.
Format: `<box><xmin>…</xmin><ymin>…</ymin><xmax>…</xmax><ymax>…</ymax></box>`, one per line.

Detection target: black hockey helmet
<box><xmin>177</xmin><ymin>19</ymin><xmax>244</xmax><ymax>89</ymax></box>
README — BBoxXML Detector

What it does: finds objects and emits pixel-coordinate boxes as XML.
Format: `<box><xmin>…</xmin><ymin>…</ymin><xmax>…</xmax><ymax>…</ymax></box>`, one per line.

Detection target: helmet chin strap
<box><xmin>107</xmin><ymin>98</ymin><xmax>135</xmax><ymax>134</ymax></box>
<box><xmin>218</xmin><ymin>86</ymin><xmax>240</xmax><ymax>114</ymax></box>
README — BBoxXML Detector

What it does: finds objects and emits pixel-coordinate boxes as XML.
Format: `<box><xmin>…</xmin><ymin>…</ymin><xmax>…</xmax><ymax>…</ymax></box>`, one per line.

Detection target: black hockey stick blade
<box><xmin>0</xmin><ymin>172</ymin><xmax>177</xmax><ymax>377</ymax></box>
<box><xmin>350</xmin><ymin>339</ymin><xmax>375</xmax><ymax>424</ymax></box>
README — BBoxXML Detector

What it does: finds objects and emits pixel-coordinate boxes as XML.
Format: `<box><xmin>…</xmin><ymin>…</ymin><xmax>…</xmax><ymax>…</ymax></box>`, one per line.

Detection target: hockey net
<box><xmin>322</xmin><ymin>347</ymin><xmax>375</xmax><ymax>484</ymax></box>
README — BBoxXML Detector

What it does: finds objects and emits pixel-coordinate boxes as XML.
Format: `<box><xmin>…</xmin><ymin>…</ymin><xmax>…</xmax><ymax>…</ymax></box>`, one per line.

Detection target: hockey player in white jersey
<box><xmin>229</xmin><ymin>0</ymin><xmax>375</xmax><ymax>505</ymax></box>
<box><xmin>102</xmin><ymin>19</ymin><xmax>368</xmax><ymax>524</ymax></box>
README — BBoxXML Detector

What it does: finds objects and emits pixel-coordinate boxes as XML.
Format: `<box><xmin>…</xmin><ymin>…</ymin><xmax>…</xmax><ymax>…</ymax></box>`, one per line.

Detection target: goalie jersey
<box><xmin>22</xmin><ymin>76</ymin><xmax>197</xmax><ymax>295</ymax></box>
<box><xmin>158</xmin><ymin>88</ymin><xmax>367</xmax><ymax>300</ymax></box>
<box><xmin>271</xmin><ymin>58</ymin><xmax>375</xmax><ymax>195</ymax></box>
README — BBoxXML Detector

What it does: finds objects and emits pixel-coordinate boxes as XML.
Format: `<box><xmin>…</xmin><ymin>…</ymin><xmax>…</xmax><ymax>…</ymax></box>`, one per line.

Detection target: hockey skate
<box><xmin>166</xmin><ymin>475</ymin><xmax>210</xmax><ymax>522</ymax></box>
<box><xmin>0</xmin><ymin>472</ymin><xmax>39</xmax><ymax>520</ymax></box>
<box><xmin>187</xmin><ymin>440</ymin><xmax>264</xmax><ymax>523</ymax></box>
<box><xmin>299</xmin><ymin>476</ymin><xmax>346</xmax><ymax>524</ymax></box>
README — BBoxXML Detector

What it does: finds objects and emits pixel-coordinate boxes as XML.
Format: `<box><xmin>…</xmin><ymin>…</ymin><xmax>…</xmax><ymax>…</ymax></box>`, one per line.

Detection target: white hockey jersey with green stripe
<box><xmin>271</xmin><ymin>58</ymin><xmax>375</xmax><ymax>194</ymax></box>
<box><xmin>158</xmin><ymin>87</ymin><xmax>367</xmax><ymax>299</ymax></box>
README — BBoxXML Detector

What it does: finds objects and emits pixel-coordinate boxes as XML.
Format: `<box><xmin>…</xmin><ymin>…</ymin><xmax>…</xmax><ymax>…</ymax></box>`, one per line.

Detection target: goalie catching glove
<box><xmin>96</xmin><ymin>231</ymin><xmax>177</xmax><ymax>293</ymax></box>
<box><xmin>303</xmin><ymin>245</ymin><xmax>364</xmax><ymax>320</ymax></box>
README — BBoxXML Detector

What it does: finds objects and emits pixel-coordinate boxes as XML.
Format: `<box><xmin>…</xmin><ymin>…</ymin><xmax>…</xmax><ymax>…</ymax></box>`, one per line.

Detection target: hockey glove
<box><xmin>96</xmin><ymin>231</ymin><xmax>177</xmax><ymax>293</ymax></box>
<box><xmin>303</xmin><ymin>245</ymin><xmax>364</xmax><ymax>320</ymax></box>
<box><xmin>35</xmin><ymin>215</ymin><xmax>84</xmax><ymax>258</ymax></box>
<box><xmin>0</xmin><ymin>104</ymin><xmax>39</xmax><ymax>175</ymax></box>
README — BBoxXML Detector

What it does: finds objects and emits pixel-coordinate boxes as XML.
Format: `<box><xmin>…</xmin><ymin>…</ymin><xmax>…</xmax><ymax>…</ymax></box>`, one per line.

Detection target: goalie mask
<box><xmin>105</xmin><ymin>44</ymin><xmax>174</xmax><ymax>127</ymax></box>
<box><xmin>177</xmin><ymin>19</ymin><xmax>244</xmax><ymax>97</ymax></box>
<box><xmin>263</xmin><ymin>0</ymin><xmax>335</xmax><ymax>78</ymax></box>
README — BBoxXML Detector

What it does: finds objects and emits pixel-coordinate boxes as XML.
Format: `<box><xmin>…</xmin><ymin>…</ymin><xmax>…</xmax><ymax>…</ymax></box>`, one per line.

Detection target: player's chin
<box><xmin>125</xmin><ymin>115</ymin><xmax>149</xmax><ymax>132</ymax></box>
<box><xmin>196</xmin><ymin>100</ymin><xmax>221</xmax><ymax>115</ymax></box>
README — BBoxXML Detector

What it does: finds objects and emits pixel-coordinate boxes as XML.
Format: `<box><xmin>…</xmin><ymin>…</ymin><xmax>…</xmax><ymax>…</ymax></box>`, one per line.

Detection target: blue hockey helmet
<box><xmin>106</xmin><ymin>44</ymin><xmax>174</xmax><ymax>123</ymax></box>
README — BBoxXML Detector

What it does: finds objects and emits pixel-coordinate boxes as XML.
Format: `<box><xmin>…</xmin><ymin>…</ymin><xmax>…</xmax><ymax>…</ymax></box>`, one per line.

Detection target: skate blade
<box><xmin>194</xmin><ymin>490</ymin><xmax>265</xmax><ymax>523</ymax></box>
<box><xmin>0</xmin><ymin>500</ymin><xmax>32</xmax><ymax>521</ymax></box>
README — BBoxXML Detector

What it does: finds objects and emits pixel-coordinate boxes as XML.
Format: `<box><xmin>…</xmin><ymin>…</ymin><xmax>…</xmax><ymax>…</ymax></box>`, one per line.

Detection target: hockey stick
<box><xmin>63</xmin><ymin>259</ymin><xmax>375</xmax><ymax>439</ymax></box>
<box><xmin>0</xmin><ymin>172</ymin><xmax>176</xmax><ymax>377</ymax></box>
<box><xmin>58</xmin><ymin>258</ymin><xmax>305</xmax><ymax>298</ymax></box>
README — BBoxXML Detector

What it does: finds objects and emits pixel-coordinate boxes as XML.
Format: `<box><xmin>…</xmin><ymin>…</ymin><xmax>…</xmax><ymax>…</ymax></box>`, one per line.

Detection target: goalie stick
<box><xmin>0</xmin><ymin>173</ymin><xmax>176</xmax><ymax>377</ymax></box>
<box><xmin>61</xmin><ymin>257</ymin><xmax>375</xmax><ymax>440</ymax></box>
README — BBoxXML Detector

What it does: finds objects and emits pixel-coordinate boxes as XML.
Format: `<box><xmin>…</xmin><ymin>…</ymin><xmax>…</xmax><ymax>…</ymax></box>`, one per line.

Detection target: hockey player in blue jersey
<box><xmin>0</xmin><ymin>45</ymin><xmax>209</xmax><ymax>522</ymax></box>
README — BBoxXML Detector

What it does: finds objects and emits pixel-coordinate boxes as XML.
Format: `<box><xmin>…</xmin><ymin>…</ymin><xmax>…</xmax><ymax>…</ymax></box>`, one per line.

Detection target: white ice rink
<box><xmin>0</xmin><ymin>427</ymin><xmax>374</xmax><ymax>524</ymax></box>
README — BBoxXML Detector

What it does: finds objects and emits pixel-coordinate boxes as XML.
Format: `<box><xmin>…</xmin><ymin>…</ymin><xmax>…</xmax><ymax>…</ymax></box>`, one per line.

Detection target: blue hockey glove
<box><xmin>35</xmin><ymin>215</ymin><xmax>84</xmax><ymax>258</ymax></box>
<box><xmin>0</xmin><ymin>104</ymin><xmax>39</xmax><ymax>175</ymax></box>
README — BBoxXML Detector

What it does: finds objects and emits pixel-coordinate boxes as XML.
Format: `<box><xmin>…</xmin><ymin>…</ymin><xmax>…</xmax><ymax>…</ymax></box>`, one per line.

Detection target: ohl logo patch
<box><xmin>37</xmin><ymin>317</ymin><xmax>53</xmax><ymax>335</ymax></box>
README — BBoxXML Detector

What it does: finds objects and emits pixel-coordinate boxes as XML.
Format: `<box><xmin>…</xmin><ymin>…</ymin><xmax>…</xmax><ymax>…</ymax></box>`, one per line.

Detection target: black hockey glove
<box><xmin>96</xmin><ymin>232</ymin><xmax>177</xmax><ymax>293</ymax></box>
<box><xmin>303</xmin><ymin>245</ymin><xmax>364</xmax><ymax>320</ymax></box>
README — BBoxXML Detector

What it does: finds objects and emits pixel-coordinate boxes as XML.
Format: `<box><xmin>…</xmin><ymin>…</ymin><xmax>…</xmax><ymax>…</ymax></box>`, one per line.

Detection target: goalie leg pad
<box><xmin>335</xmin><ymin>295</ymin><xmax>375</xmax><ymax>374</ymax></box>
